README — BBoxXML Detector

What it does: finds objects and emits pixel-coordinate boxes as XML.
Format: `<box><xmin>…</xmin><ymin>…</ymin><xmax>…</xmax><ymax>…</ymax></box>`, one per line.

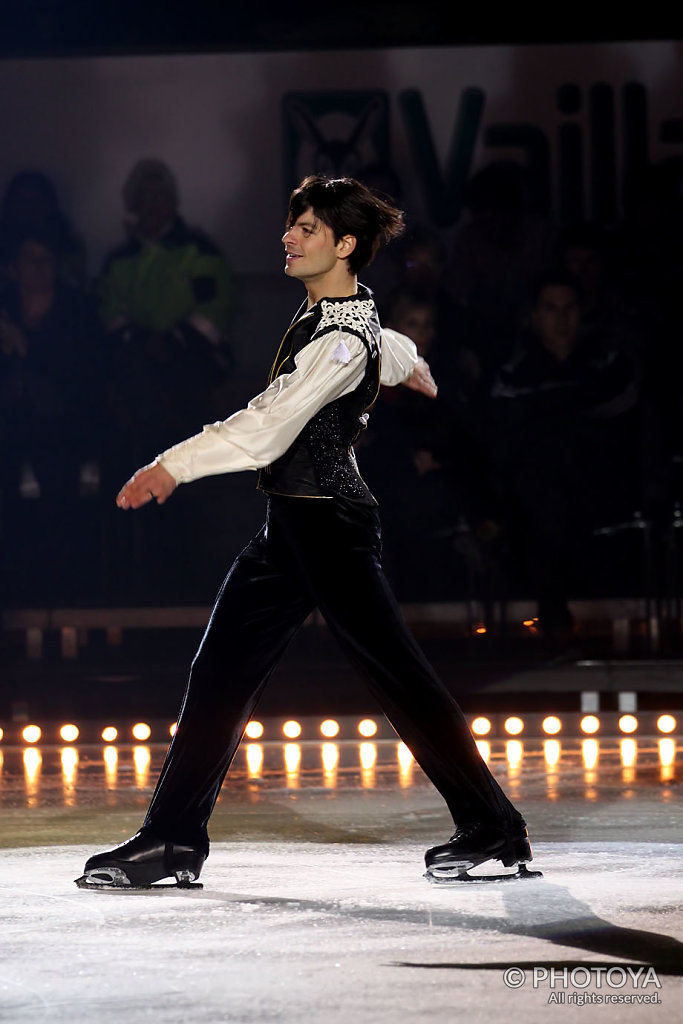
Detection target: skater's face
<box><xmin>282</xmin><ymin>208</ymin><xmax>355</xmax><ymax>284</ymax></box>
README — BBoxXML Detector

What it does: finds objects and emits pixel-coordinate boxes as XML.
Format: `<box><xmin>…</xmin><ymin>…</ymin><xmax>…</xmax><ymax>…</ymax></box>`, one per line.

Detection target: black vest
<box><xmin>258</xmin><ymin>286</ymin><xmax>381</xmax><ymax>505</ymax></box>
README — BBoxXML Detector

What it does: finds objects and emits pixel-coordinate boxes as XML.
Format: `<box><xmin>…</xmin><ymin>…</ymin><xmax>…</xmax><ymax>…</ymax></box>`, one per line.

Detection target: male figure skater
<box><xmin>78</xmin><ymin>177</ymin><xmax>537</xmax><ymax>889</ymax></box>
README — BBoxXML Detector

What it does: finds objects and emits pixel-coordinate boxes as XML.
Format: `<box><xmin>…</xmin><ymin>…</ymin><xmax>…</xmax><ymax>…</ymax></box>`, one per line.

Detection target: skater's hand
<box><xmin>116</xmin><ymin>462</ymin><xmax>177</xmax><ymax>509</ymax></box>
<box><xmin>404</xmin><ymin>357</ymin><xmax>437</xmax><ymax>398</ymax></box>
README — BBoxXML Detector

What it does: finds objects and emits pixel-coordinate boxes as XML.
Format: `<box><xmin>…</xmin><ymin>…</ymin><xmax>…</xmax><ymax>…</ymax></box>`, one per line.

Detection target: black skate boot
<box><xmin>75</xmin><ymin>829</ymin><xmax>207</xmax><ymax>891</ymax></box>
<box><xmin>424</xmin><ymin>820</ymin><xmax>542</xmax><ymax>884</ymax></box>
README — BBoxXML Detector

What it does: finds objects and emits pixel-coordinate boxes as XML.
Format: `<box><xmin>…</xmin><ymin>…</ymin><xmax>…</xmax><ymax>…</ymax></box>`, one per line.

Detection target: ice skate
<box><xmin>75</xmin><ymin>830</ymin><xmax>206</xmax><ymax>891</ymax></box>
<box><xmin>424</xmin><ymin>821</ymin><xmax>542</xmax><ymax>884</ymax></box>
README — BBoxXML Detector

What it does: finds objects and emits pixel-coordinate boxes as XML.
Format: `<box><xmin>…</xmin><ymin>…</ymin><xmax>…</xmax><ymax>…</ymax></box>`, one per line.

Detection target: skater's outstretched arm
<box><xmin>380</xmin><ymin>327</ymin><xmax>437</xmax><ymax>399</ymax></box>
<box><xmin>115</xmin><ymin>327</ymin><xmax>369</xmax><ymax>506</ymax></box>
<box><xmin>116</xmin><ymin>329</ymin><xmax>435</xmax><ymax>510</ymax></box>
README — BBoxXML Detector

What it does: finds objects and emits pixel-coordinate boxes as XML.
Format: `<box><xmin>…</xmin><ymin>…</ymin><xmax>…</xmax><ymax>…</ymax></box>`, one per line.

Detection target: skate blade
<box><xmin>425</xmin><ymin>863</ymin><xmax>543</xmax><ymax>885</ymax></box>
<box><xmin>74</xmin><ymin>869</ymin><xmax>203</xmax><ymax>892</ymax></box>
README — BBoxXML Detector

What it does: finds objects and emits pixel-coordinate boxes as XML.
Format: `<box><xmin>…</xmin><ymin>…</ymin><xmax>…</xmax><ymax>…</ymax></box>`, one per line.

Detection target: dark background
<box><xmin>0</xmin><ymin>3</ymin><xmax>678</xmax><ymax>58</ymax></box>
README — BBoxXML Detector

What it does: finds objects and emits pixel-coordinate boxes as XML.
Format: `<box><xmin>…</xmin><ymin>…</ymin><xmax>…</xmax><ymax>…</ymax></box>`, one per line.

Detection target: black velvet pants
<box><xmin>143</xmin><ymin>494</ymin><xmax>524</xmax><ymax>847</ymax></box>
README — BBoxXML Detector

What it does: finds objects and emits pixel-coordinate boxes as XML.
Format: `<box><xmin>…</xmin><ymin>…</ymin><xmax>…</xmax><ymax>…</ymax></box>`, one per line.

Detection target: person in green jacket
<box><xmin>99</xmin><ymin>158</ymin><xmax>235</xmax><ymax>460</ymax></box>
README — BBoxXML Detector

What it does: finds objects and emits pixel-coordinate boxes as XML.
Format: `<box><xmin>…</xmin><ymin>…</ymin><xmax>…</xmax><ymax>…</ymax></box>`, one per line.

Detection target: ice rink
<box><xmin>1</xmin><ymin>736</ymin><xmax>681</xmax><ymax>1022</ymax></box>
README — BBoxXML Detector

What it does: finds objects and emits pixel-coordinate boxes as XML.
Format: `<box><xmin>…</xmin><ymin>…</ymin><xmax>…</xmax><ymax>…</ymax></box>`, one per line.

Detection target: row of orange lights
<box><xmin>8</xmin><ymin>723</ymin><xmax>156</xmax><ymax>744</ymax></box>
<box><xmin>2</xmin><ymin>715</ymin><xmax>679</xmax><ymax>745</ymax></box>
<box><xmin>470</xmin><ymin>714</ymin><xmax>678</xmax><ymax>736</ymax></box>
<box><xmin>2</xmin><ymin>718</ymin><xmax>382</xmax><ymax>745</ymax></box>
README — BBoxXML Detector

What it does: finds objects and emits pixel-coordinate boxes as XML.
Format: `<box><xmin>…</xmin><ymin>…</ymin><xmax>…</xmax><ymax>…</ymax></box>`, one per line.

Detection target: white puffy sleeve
<box><xmin>380</xmin><ymin>327</ymin><xmax>418</xmax><ymax>386</ymax></box>
<box><xmin>157</xmin><ymin>330</ymin><xmax>368</xmax><ymax>484</ymax></box>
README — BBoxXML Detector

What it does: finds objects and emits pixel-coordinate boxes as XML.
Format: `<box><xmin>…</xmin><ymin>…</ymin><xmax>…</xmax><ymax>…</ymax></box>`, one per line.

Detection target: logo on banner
<box><xmin>282</xmin><ymin>83</ymin><xmax>683</xmax><ymax>228</ymax></box>
<box><xmin>282</xmin><ymin>91</ymin><xmax>390</xmax><ymax>195</ymax></box>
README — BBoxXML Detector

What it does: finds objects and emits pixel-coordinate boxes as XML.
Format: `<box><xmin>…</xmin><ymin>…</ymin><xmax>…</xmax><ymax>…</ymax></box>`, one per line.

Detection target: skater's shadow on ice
<box><xmin>396</xmin><ymin>879</ymin><xmax>683</xmax><ymax>975</ymax></box>
<box><xmin>197</xmin><ymin>878</ymin><xmax>681</xmax><ymax>976</ymax></box>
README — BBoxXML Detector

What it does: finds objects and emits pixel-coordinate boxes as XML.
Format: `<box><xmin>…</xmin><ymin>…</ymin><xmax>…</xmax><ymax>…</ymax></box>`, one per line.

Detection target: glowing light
<box><xmin>582</xmin><ymin>739</ymin><xmax>599</xmax><ymax>769</ymax></box>
<box><xmin>581</xmin><ymin>715</ymin><xmax>600</xmax><ymax>734</ymax></box>
<box><xmin>101</xmin><ymin>726</ymin><xmax>118</xmax><ymax>742</ymax></box>
<box><xmin>544</xmin><ymin>739</ymin><xmax>561</xmax><ymax>766</ymax></box>
<box><xmin>322</xmin><ymin>742</ymin><xmax>339</xmax><ymax>773</ymax></box>
<box><xmin>22</xmin><ymin>725</ymin><xmax>41</xmax><ymax>744</ymax></box>
<box><xmin>245</xmin><ymin>720</ymin><xmax>264</xmax><ymax>739</ymax></box>
<box><xmin>23</xmin><ymin>747</ymin><xmax>41</xmax><ymax>804</ymax></box>
<box><xmin>506</xmin><ymin>740</ymin><xmax>523</xmax><ymax>767</ymax></box>
<box><xmin>103</xmin><ymin>746</ymin><xmax>118</xmax><ymax>787</ymax></box>
<box><xmin>619</xmin><ymin>715</ymin><xmax>638</xmax><ymax>734</ymax></box>
<box><xmin>360</xmin><ymin>742</ymin><xmax>376</xmax><ymax>788</ymax></box>
<box><xmin>170</xmin><ymin>722</ymin><xmax>178</xmax><ymax>737</ymax></box>
<box><xmin>522</xmin><ymin>619</ymin><xmax>537</xmax><ymax>627</ymax></box>
<box><xmin>542</xmin><ymin>716</ymin><xmax>562</xmax><ymax>735</ymax></box>
<box><xmin>283</xmin><ymin>720</ymin><xmax>301</xmax><ymax>739</ymax></box>
<box><xmin>0</xmin><ymin>727</ymin><xmax>3</xmax><ymax>741</ymax></box>
<box><xmin>284</xmin><ymin>742</ymin><xmax>301</xmax><ymax>784</ymax></box>
<box><xmin>397</xmin><ymin>742</ymin><xmax>413</xmax><ymax>786</ymax></box>
<box><xmin>475</xmin><ymin>739</ymin><xmax>491</xmax><ymax>762</ymax></box>
<box><xmin>504</xmin><ymin>717</ymin><xmax>524</xmax><ymax>736</ymax></box>
<box><xmin>471</xmin><ymin>717</ymin><xmax>491</xmax><ymax>736</ymax></box>
<box><xmin>133</xmin><ymin>745</ymin><xmax>151</xmax><ymax>787</ymax></box>
<box><xmin>61</xmin><ymin>746</ymin><xmax>78</xmax><ymax>773</ymax></box>
<box><xmin>246</xmin><ymin>743</ymin><xmax>263</xmax><ymax>777</ymax></box>
<box><xmin>61</xmin><ymin>747</ymin><xmax>78</xmax><ymax>805</ymax></box>
<box><xmin>24</xmin><ymin>746</ymin><xmax>41</xmax><ymax>772</ymax></box>
<box><xmin>659</xmin><ymin>737</ymin><xmax>675</xmax><ymax>766</ymax></box>
<box><xmin>60</xmin><ymin>724</ymin><xmax>79</xmax><ymax>743</ymax></box>
<box><xmin>359</xmin><ymin>742</ymin><xmax>377</xmax><ymax>770</ymax></box>
<box><xmin>474</xmin><ymin>624</ymin><xmax>487</xmax><ymax>635</ymax></box>
<box><xmin>397</xmin><ymin>742</ymin><xmax>413</xmax><ymax>771</ymax></box>
<box><xmin>657</xmin><ymin>715</ymin><xmax>677</xmax><ymax>734</ymax></box>
<box><xmin>132</xmin><ymin>722</ymin><xmax>151</xmax><ymax>741</ymax></box>
<box><xmin>320</xmin><ymin>719</ymin><xmax>340</xmax><ymax>738</ymax></box>
<box><xmin>358</xmin><ymin>719</ymin><xmax>378</xmax><ymax>737</ymax></box>
<box><xmin>620</xmin><ymin>738</ymin><xmax>637</xmax><ymax>767</ymax></box>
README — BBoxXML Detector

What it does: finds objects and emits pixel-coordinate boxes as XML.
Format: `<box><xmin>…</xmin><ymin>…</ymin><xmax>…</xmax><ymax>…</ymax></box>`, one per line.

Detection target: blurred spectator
<box><xmin>99</xmin><ymin>158</ymin><xmax>235</xmax><ymax>465</ymax></box>
<box><xmin>0</xmin><ymin>232</ymin><xmax>103</xmax><ymax>600</ymax></box>
<box><xmin>0</xmin><ymin>170</ymin><xmax>86</xmax><ymax>288</ymax></box>
<box><xmin>392</xmin><ymin>225</ymin><xmax>449</xmax><ymax>314</ymax></box>
<box><xmin>359</xmin><ymin>290</ymin><xmax>485</xmax><ymax>598</ymax></box>
<box><xmin>391</xmin><ymin>224</ymin><xmax>487</xmax><ymax>381</ymax></box>
<box><xmin>449</xmin><ymin>162</ymin><xmax>556</xmax><ymax>344</ymax></box>
<box><xmin>559</xmin><ymin>223</ymin><xmax>641</xmax><ymax>355</ymax></box>
<box><xmin>97</xmin><ymin>159</ymin><xmax>236</xmax><ymax>599</ymax></box>
<box><xmin>487</xmin><ymin>270</ymin><xmax>646</xmax><ymax>652</ymax></box>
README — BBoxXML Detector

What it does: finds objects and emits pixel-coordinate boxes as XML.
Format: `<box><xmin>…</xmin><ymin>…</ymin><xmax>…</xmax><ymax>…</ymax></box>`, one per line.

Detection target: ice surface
<box><xmin>1</xmin><ymin>842</ymin><xmax>681</xmax><ymax>1024</ymax></box>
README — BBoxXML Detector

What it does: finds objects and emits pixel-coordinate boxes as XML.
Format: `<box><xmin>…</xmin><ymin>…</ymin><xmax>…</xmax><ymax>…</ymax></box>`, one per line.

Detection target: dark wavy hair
<box><xmin>287</xmin><ymin>176</ymin><xmax>404</xmax><ymax>274</ymax></box>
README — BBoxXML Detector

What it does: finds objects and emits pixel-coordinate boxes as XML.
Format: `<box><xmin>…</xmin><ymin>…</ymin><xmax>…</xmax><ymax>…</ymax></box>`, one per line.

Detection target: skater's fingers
<box><xmin>404</xmin><ymin>357</ymin><xmax>438</xmax><ymax>398</ymax></box>
<box><xmin>116</xmin><ymin>479</ymin><xmax>153</xmax><ymax>509</ymax></box>
<box><xmin>116</xmin><ymin>464</ymin><xmax>177</xmax><ymax>509</ymax></box>
<box><xmin>116</xmin><ymin>468</ymin><xmax>156</xmax><ymax>509</ymax></box>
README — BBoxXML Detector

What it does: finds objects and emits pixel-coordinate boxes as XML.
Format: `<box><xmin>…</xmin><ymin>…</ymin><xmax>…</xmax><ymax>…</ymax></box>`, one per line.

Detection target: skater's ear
<box><xmin>336</xmin><ymin>234</ymin><xmax>357</xmax><ymax>267</ymax></box>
